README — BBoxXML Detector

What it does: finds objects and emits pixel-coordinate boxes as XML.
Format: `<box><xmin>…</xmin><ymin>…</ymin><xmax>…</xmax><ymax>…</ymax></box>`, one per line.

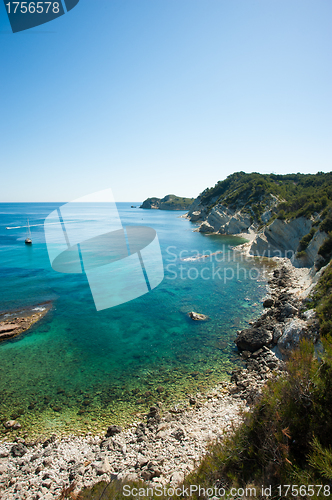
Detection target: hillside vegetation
<box><xmin>194</xmin><ymin>171</ymin><xmax>332</xmax><ymax>264</ymax></box>
<box><xmin>140</xmin><ymin>194</ymin><xmax>194</xmax><ymax>210</ymax></box>
<box><xmin>198</xmin><ymin>171</ymin><xmax>332</xmax><ymax>224</ymax></box>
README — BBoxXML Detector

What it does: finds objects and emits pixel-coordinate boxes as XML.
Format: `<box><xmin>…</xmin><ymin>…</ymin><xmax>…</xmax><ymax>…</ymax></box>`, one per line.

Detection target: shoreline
<box><xmin>0</xmin><ymin>257</ymin><xmax>321</xmax><ymax>499</ymax></box>
<box><xmin>0</xmin><ymin>303</ymin><xmax>52</xmax><ymax>343</ymax></box>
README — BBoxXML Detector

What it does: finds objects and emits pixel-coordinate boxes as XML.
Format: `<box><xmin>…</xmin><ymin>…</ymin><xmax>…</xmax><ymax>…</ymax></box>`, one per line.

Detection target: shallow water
<box><xmin>0</xmin><ymin>203</ymin><xmax>268</xmax><ymax>437</ymax></box>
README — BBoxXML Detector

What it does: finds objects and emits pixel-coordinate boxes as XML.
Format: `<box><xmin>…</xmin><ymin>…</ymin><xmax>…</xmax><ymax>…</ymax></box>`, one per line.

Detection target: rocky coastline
<box><xmin>231</xmin><ymin>261</ymin><xmax>320</xmax><ymax>405</ymax></box>
<box><xmin>0</xmin><ymin>259</ymin><xmax>322</xmax><ymax>499</ymax></box>
<box><xmin>0</xmin><ymin>304</ymin><xmax>51</xmax><ymax>343</ymax></box>
<box><xmin>186</xmin><ymin>190</ymin><xmax>329</xmax><ymax>270</ymax></box>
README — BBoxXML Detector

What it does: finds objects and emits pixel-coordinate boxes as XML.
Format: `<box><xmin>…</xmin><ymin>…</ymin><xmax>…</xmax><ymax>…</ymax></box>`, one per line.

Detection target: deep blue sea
<box><xmin>0</xmin><ymin>203</ymin><xmax>268</xmax><ymax>436</ymax></box>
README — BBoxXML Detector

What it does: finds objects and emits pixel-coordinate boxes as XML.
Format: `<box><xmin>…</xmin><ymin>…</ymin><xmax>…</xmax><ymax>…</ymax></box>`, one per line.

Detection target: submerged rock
<box><xmin>4</xmin><ymin>420</ymin><xmax>21</xmax><ymax>430</ymax></box>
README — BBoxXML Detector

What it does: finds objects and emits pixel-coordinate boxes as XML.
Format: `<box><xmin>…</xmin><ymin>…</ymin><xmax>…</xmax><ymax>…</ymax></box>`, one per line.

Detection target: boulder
<box><xmin>170</xmin><ymin>471</ymin><xmax>184</xmax><ymax>486</ymax></box>
<box><xmin>303</xmin><ymin>309</ymin><xmax>316</xmax><ymax>321</ymax></box>
<box><xmin>278</xmin><ymin>318</ymin><xmax>308</xmax><ymax>354</ymax></box>
<box><xmin>263</xmin><ymin>298</ymin><xmax>274</xmax><ymax>308</ymax></box>
<box><xmin>272</xmin><ymin>324</ymin><xmax>283</xmax><ymax>343</ymax></box>
<box><xmin>93</xmin><ymin>457</ymin><xmax>111</xmax><ymax>475</ymax></box>
<box><xmin>147</xmin><ymin>406</ymin><xmax>161</xmax><ymax>429</ymax></box>
<box><xmin>198</xmin><ymin>221</ymin><xmax>214</xmax><ymax>233</ymax></box>
<box><xmin>280</xmin><ymin>303</ymin><xmax>299</xmax><ymax>318</ymax></box>
<box><xmin>171</xmin><ymin>428</ymin><xmax>186</xmax><ymax>441</ymax></box>
<box><xmin>4</xmin><ymin>420</ymin><xmax>21</xmax><ymax>429</ymax></box>
<box><xmin>189</xmin><ymin>312</ymin><xmax>208</xmax><ymax>321</ymax></box>
<box><xmin>235</xmin><ymin>327</ymin><xmax>273</xmax><ymax>352</ymax></box>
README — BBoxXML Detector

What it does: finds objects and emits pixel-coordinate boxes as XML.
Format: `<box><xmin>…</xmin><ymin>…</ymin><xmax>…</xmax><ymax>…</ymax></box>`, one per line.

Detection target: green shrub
<box><xmin>296</xmin><ymin>250</ymin><xmax>307</xmax><ymax>259</ymax></box>
<box><xmin>320</xmin><ymin>208</ymin><xmax>332</xmax><ymax>233</ymax></box>
<box><xmin>199</xmin><ymin>172</ymin><xmax>332</xmax><ymax>222</ymax></box>
<box><xmin>298</xmin><ymin>228</ymin><xmax>317</xmax><ymax>252</ymax></box>
<box><xmin>318</xmin><ymin>233</ymin><xmax>332</xmax><ymax>263</ymax></box>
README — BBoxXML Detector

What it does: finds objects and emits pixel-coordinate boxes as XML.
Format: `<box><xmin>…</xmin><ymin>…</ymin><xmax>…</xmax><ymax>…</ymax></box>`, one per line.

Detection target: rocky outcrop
<box><xmin>140</xmin><ymin>195</ymin><xmax>194</xmax><ymax>211</ymax></box>
<box><xmin>277</xmin><ymin>318</ymin><xmax>309</xmax><ymax>355</ymax></box>
<box><xmin>249</xmin><ymin>218</ymin><xmax>312</xmax><ymax>257</ymax></box>
<box><xmin>247</xmin><ymin>218</ymin><xmax>329</xmax><ymax>269</ymax></box>
<box><xmin>0</xmin><ymin>305</ymin><xmax>51</xmax><ymax>342</ymax></box>
<box><xmin>188</xmin><ymin>311</ymin><xmax>208</xmax><ymax>321</ymax></box>
<box><xmin>186</xmin><ymin>188</ymin><xmax>328</xmax><ymax>270</ymax></box>
<box><xmin>186</xmin><ymin>194</ymin><xmax>279</xmax><ymax>236</ymax></box>
<box><xmin>235</xmin><ymin>327</ymin><xmax>273</xmax><ymax>352</ymax></box>
<box><xmin>192</xmin><ymin>204</ymin><xmax>254</xmax><ymax>235</ymax></box>
<box><xmin>293</xmin><ymin>229</ymin><xmax>329</xmax><ymax>269</ymax></box>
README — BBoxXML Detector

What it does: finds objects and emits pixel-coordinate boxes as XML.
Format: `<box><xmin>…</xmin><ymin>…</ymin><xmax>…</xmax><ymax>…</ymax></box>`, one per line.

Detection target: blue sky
<box><xmin>0</xmin><ymin>0</ymin><xmax>331</xmax><ymax>202</ymax></box>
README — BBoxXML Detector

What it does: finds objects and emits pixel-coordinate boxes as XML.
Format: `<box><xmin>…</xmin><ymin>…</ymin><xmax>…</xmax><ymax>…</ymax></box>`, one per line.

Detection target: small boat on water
<box><xmin>25</xmin><ymin>219</ymin><xmax>32</xmax><ymax>245</ymax></box>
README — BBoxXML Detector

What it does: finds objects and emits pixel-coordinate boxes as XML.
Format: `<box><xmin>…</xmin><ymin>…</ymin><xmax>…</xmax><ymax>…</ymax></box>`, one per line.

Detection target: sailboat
<box><xmin>25</xmin><ymin>219</ymin><xmax>32</xmax><ymax>245</ymax></box>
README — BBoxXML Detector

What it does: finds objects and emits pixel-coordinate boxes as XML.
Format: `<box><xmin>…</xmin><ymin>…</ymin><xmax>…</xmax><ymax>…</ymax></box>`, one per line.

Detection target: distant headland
<box><xmin>140</xmin><ymin>194</ymin><xmax>194</xmax><ymax>210</ymax></box>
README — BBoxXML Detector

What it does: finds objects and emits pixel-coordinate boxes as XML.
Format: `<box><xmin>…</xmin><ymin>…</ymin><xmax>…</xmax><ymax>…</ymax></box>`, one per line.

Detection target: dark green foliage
<box><xmin>140</xmin><ymin>194</ymin><xmax>194</xmax><ymax>210</ymax></box>
<box><xmin>308</xmin><ymin>437</ymin><xmax>332</xmax><ymax>480</ymax></box>
<box><xmin>320</xmin><ymin>208</ymin><xmax>332</xmax><ymax>233</ymax></box>
<box><xmin>199</xmin><ymin>171</ymin><xmax>332</xmax><ymax>224</ymax></box>
<box><xmin>277</xmin><ymin>209</ymin><xmax>286</xmax><ymax>220</ymax></box>
<box><xmin>296</xmin><ymin>250</ymin><xmax>307</xmax><ymax>259</ymax></box>
<box><xmin>318</xmin><ymin>233</ymin><xmax>332</xmax><ymax>263</ymax></box>
<box><xmin>74</xmin><ymin>480</ymin><xmax>182</xmax><ymax>500</ymax></box>
<box><xmin>312</xmin><ymin>261</ymin><xmax>332</xmax><ymax>337</ymax></box>
<box><xmin>297</xmin><ymin>228</ymin><xmax>317</xmax><ymax>253</ymax></box>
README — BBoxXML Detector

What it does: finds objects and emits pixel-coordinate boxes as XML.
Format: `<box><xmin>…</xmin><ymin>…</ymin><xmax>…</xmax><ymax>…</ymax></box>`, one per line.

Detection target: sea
<box><xmin>0</xmin><ymin>202</ymin><xmax>269</xmax><ymax>437</ymax></box>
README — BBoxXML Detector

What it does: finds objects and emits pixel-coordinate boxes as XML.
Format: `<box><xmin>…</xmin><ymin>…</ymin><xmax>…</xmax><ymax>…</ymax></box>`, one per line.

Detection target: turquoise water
<box><xmin>0</xmin><ymin>203</ymin><xmax>268</xmax><ymax>437</ymax></box>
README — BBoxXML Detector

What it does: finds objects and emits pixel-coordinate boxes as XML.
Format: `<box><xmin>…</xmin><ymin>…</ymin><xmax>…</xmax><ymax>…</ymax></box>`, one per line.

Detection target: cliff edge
<box><xmin>186</xmin><ymin>172</ymin><xmax>332</xmax><ymax>271</ymax></box>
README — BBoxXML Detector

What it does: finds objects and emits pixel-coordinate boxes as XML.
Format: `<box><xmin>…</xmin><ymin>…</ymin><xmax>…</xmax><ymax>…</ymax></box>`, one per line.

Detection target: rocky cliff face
<box><xmin>249</xmin><ymin>217</ymin><xmax>311</xmax><ymax>257</ymax></box>
<box><xmin>186</xmin><ymin>195</ymin><xmax>328</xmax><ymax>270</ymax></box>
<box><xmin>248</xmin><ymin>218</ymin><xmax>328</xmax><ymax>267</ymax></box>
<box><xmin>187</xmin><ymin>194</ymin><xmax>279</xmax><ymax>235</ymax></box>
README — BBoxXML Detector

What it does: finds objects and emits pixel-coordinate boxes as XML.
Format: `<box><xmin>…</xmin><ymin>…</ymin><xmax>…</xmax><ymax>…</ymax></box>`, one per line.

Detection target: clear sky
<box><xmin>0</xmin><ymin>0</ymin><xmax>331</xmax><ymax>202</ymax></box>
